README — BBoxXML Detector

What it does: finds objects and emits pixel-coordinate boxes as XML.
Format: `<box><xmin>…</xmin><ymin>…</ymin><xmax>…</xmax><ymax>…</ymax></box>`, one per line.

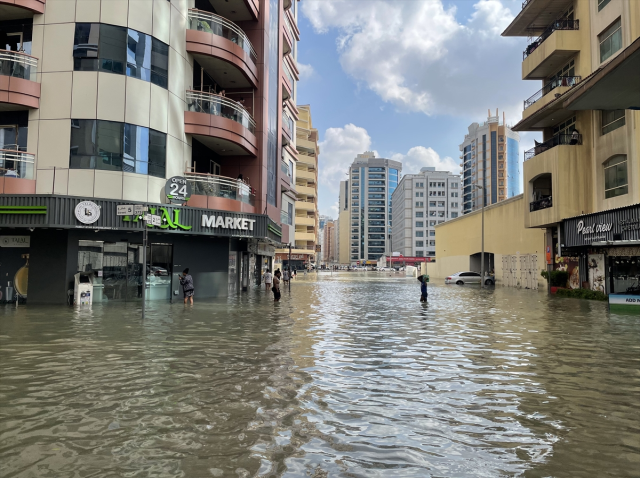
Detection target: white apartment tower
<box><xmin>391</xmin><ymin>167</ymin><xmax>462</xmax><ymax>258</ymax></box>
<box><xmin>349</xmin><ymin>152</ymin><xmax>402</xmax><ymax>264</ymax></box>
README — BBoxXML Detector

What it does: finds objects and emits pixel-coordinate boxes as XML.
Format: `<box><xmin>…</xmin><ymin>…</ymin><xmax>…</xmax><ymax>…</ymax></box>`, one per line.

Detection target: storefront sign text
<box><xmin>202</xmin><ymin>214</ymin><xmax>256</xmax><ymax>231</ymax></box>
<box><xmin>123</xmin><ymin>207</ymin><xmax>192</xmax><ymax>231</ymax></box>
<box><xmin>577</xmin><ymin>220</ymin><xmax>613</xmax><ymax>235</ymax></box>
<box><xmin>0</xmin><ymin>236</ymin><xmax>30</xmax><ymax>247</ymax></box>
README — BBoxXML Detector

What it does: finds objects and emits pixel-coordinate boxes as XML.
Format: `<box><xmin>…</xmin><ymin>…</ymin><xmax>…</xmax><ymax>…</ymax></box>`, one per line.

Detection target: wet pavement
<box><xmin>1</xmin><ymin>272</ymin><xmax>639</xmax><ymax>477</ymax></box>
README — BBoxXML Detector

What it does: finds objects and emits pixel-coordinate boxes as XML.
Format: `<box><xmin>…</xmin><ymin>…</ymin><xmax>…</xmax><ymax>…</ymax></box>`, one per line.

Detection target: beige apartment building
<box><xmin>0</xmin><ymin>0</ymin><xmax>300</xmax><ymax>303</ymax></box>
<box><xmin>432</xmin><ymin>0</ymin><xmax>640</xmax><ymax>296</ymax></box>
<box><xmin>288</xmin><ymin>104</ymin><xmax>318</xmax><ymax>268</ymax></box>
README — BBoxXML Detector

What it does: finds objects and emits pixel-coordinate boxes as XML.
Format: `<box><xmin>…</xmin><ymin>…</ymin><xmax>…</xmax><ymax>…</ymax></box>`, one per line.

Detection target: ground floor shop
<box><xmin>0</xmin><ymin>195</ymin><xmax>280</xmax><ymax>304</ymax></box>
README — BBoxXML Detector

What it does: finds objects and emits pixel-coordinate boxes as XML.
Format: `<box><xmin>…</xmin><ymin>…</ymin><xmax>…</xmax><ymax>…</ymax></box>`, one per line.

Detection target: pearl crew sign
<box><xmin>563</xmin><ymin>204</ymin><xmax>640</xmax><ymax>248</ymax></box>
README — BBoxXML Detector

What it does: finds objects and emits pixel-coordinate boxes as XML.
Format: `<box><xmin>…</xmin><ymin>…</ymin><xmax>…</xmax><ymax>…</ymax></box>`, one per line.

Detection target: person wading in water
<box><xmin>180</xmin><ymin>268</ymin><xmax>194</xmax><ymax>305</ymax></box>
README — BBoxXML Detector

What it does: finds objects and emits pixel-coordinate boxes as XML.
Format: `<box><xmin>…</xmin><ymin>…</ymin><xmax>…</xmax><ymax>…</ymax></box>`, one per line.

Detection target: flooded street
<box><xmin>1</xmin><ymin>272</ymin><xmax>639</xmax><ymax>477</ymax></box>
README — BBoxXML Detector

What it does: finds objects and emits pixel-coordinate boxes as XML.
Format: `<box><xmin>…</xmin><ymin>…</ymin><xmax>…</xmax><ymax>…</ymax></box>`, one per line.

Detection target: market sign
<box><xmin>563</xmin><ymin>204</ymin><xmax>640</xmax><ymax>248</ymax></box>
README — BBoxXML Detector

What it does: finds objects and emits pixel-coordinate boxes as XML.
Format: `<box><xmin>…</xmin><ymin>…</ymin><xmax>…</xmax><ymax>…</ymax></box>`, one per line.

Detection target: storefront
<box><xmin>562</xmin><ymin>204</ymin><xmax>640</xmax><ymax>302</ymax></box>
<box><xmin>0</xmin><ymin>195</ymin><xmax>282</xmax><ymax>304</ymax></box>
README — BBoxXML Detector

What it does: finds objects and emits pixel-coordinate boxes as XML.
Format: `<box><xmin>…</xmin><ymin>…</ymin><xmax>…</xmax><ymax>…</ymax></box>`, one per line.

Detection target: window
<box><xmin>429</xmin><ymin>220</ymin><xmax>436</xmax><ymax>226</ymax></box>
<box><xmin>602</xmin><ymin>110</ymin><xmax>625</xmax><ymax>135</ymax></box>
<box><xmin>451</xmin><ymin>212</ymin><xmax>458</xmax><ymax>218</ymax></box>
<box><xmin>429</xmin><ymin>201</ymin><xmax>436</xmax><ymax>207</ymax></box>
<box><xmin>415</xmin><ymin>212</ymin><xmax>423</xmax><ymax>218</ymax></box>
<box><xmin>73</xmin><ymin>24</ymin><xmax>169</xmax><ymax>88</ymax></box>
<box><xmin>599</xmin><ymin>19</ymin><xmax>622</xmax><ymax>63</ymax></box>
<box><xmin>415</xmin><ymin>221</ymin><xmax>423</xmax><ymax>228</ymax></box>
<box><xmin>553</xmin><ymin>116</ymin><xmax>576</xmax><ymax>136</ymax></box>
<box><xmin>415</xmin><ymin>241</ymin><xmax>424</xmax><ymax>248</ymax></box>
<box><xmin>437</xmin><ymin>201</ymin><xmax>445</xmax><ymax>207</ymax></box>
<box><xmin>451</xmin><ymin>183</ymin><xmax>458</xmax><ymax>189</ymax></box>
<box><xmin>416</xmin><ymin>182</ymin><xmax>424</xmax><ymax>188</ymax></box>
<box><xmin>70</xmin><ymin>119</ymin><xmax>166</xmax><ymax>178</ymax></box>
<box><xmin>451</xmin><ymin>192</ymin><xmax>458</xmax><ymax>198</ymax></box>
<box><xmin>416</xmin><ymin>231</ymin><xmax>424</xmax><ymax>237</ymax></box>
<box><xmin>429</xmin><ymin>230</ymin><xmax>435</xmax><ymax>237</ymax></box>
<box><xmin>416</xmin><ymin>251</ymin><xmax>424</xmax><ymax>257</ymax></box>
<box><xmin>598</xmin><ymin>0</ymin><xmax>611</xmax><ymax>11</ymax></box>
<box><xmin>429</xmin><ymin>211</ymin><xmax>436</xmax><ymax>217</ymax></box>
<box><xmin>415</xmin><ymin>201</ymin><xmax>423</xmax><ymax>207</ymax></box>
<box><xmin>429</xmin><ymin>240</ymin><xmax>435</xmax><ymax>246</ymax></box>
<box><xmin>604</xmin><ymin>155</ymin><xmax>628</xmax><ymax>198</ymax></box>
<box><xmin>438</xmin><ymin>211</ymin><xmax>445</xmax><ymax>217</ymax></box>
<box><xmin>415</xmin><ymin>192</ymin><xmax>424</xmax><ymax>197</ymax></box>
<box><xmin>451</xmin><ymin>202</ymin><xmax>457</xmax><ymax>208</ymax></box>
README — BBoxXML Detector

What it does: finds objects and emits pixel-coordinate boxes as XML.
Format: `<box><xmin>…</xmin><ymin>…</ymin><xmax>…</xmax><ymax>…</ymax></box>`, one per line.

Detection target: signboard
<box><xmin>117</xmin><ymin>205</ymin><xmax>133</xmax><ymax>216</ymax></box>
<box><xmin>609</xmin><ymin>294</ymin><xmax>640</xmax><ymax>313</ymax></box>
<box><xmin>546</xmin><ymin>246</ymin><xmax>552</xmax><ymax>264</ymax></box>
<box><xmin>315</xmin><ymin>244</ymin><xmax>322</xmax><ymax>252</ymax></box>
<box><xmin>563</xmin><ymin>204</ymin><xmax>640</xmax><ymax>248</ymax></box>
<box><xmin>134</xmin><ymin>205</ymin><xmax>147</xmax><ymax>214</ymax></box>
<box><xmin>165</xmin><ymin>176</ymin><xmax>192</xmax><ymax>204</ymax></box>
<box><xmin>151</xmin><ymin>215</ymin><xmax>162</xmax><ymax>226</ymax></box>
<box><xmin>74</xmin><ymin>201</ymin><xmax>100</xmax><ymax>224</ymax></box>
<box><xmin>0</xmin><ymin>236</ymin><xmax>30</xmax><ymax>247</ymax></box>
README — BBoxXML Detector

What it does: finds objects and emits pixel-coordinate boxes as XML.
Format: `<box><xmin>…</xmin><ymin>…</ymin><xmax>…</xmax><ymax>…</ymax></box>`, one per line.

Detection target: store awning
<box><xmin>563</xmin><ymin>37</ymin><xmax>640</xmax><ymax>111</ymax></box>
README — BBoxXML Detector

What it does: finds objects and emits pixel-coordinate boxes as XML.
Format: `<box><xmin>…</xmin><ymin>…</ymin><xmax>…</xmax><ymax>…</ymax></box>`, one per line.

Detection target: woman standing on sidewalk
<box><xmin>272</xmin><ymin>271</ymin><xmax>281</xmax><ymax>302</ymax></box>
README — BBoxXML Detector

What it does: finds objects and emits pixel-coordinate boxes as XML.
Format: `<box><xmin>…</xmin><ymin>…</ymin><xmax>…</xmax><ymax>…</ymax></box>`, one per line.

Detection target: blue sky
<box><xmin>295</xmin><ymin>0</ymin><xmax>541</xmax><ymax>217</ymax></box>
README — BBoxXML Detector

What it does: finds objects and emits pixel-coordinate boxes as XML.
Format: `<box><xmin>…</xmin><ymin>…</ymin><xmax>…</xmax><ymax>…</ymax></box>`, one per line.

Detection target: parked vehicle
<box><xmin>445</xmin><ymin>271</ymin><xmax>495</xmax><ymax>286</ymax></box>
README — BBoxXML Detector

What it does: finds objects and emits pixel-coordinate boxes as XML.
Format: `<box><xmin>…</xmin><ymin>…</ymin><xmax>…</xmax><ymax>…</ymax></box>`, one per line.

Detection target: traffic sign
<box><xmin>117</xmin><ymin>205</ymin><xmax>133</xmax><ymax>216</ymax></box>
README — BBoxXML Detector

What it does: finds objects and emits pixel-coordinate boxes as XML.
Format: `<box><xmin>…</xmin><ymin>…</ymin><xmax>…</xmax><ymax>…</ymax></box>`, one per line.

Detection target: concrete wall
<box><xmin>431</xmin><ymin>194</ymin><xmax>546</xmax><ymax>288</ymax></box>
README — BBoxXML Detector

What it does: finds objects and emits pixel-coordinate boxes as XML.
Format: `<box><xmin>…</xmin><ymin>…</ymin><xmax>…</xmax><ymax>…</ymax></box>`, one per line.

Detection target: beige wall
<box><xmin>431</xmin><ymin>195</ymin><xmax>546</xmax><ymax>288</ymax></box>
<box><xmin>29</xmin><ymin>0</ymin><xmax>192</xmax><ymax>202</ymax></box>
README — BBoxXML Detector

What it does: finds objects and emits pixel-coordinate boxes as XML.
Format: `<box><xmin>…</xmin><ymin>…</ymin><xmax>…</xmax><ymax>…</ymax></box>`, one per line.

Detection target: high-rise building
<box><xmin>349</xmin><ymin>152</ymin><xmax>402</xmax><ymax>264</ymax></box>
<box><xmin>337</xmin><ymin>180</ymin><xmax>350</xmax><ymax>264</ymax></box>
<box><xmin>391</xmin><ymin>167</ymin><xmax>462</xmax><ymax>257</ymax></box>
<box><xmin>459</xmin><ymin>109</ymin><xmax>520</xmax><ymax>214</ymax></box>
<box><xmin>0</xmin><ymin>0</ymin><xmax>299</xmax><ymax>303</ymax></box>
<box><xmin>323</xmin><ymin>220</ymin><xmax>335</xmax><ymax>264</ymax></box>
<box><xmin>502</xmin><ymin>0</ymin><xmax>639</xmax><ymax>295</ymax></box>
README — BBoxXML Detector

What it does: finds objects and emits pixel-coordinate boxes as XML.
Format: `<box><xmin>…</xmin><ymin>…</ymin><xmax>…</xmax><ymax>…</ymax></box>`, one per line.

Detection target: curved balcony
<box><xmin>186</xmin><ymin>9</ymin><xmax>258</xmax><ymax>89</ymax></box>
<box><xmin>0</xmin><ymin>50</ymin><xmax>40</xmax><ymax>110</ymax></box>
<box><xmin>0</xmin><ymin>0</ymin><xmax>45</xmax><ymax>19</ymax></box>
<box><xmin>184</xmin><ymin>172</ymin><xmax>256</xmax><ymax>213</ymax></box>
<box><xmin>0</xmin><ymin>149</ymin><xmax>36</xmax><ymax>194</ymax></box>
<box><xmin>185</xmin><ymin>90</ymin><xmax>258</xmax><ymax>157</ymax></box>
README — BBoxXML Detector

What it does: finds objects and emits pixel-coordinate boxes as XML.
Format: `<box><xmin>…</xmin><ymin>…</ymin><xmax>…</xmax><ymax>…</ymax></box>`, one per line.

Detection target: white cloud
<box><xmin>297</xmin><ymin>62</ymin><xmax>316</xmax><ymax>80</ymax></box>
<box><xmin>391</xmin><ymin>147</ymin><xmax>460</xmax><ymax>176</ymax></box>
<box><xmin>302</xmin><ymin>0</ymin><xmax>530</xmax><ymax>120</ymax></box>
<box><xmin>317</xmin><ymin>123</ymin><xmax>374</xmax><ymax>192</ymax></box>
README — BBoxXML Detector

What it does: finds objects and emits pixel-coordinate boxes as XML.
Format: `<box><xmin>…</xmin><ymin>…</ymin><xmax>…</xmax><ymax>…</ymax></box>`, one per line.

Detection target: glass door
<box><xmin>148</xmin><ymin>244</ymin><xmax>172</xmax><ymax>300</ymax></box>
<box><xmin>102</xmin><ymin>242</ymin><xmax>128</xmax><ymax>300</ymax></box>
<box><xmin>126</xmin><ymin>243</ymin><xmax>144</xmax><ymax>300</ymax></box>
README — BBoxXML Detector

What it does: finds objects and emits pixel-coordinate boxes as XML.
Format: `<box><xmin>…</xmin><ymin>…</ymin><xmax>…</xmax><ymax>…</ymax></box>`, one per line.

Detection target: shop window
<box><xmin>73</xmin><ymin>23</ymin><xmax>169</xmax><ymax>88</ymax></box>
<box><xmin>70</xmin><ymin>119</ymin><xmax>166</xmax><ymax>178</ymax></box>
<box><xmin>602</xmin><ymin>110</ymin><xmax>625</xmax><ymax>135</ymax></box>
<box><xmin>599</xmin><ymin>19</ymin><xmax>622</xmax><ymax>64</ymax></box>
<box><xmin>604</xmin><ymin>155</ymin><xmax>628</xmax><ymax>198</ymax></box>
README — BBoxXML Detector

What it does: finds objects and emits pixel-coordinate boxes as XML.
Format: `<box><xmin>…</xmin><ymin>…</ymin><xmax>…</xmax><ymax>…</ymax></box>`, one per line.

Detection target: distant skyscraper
<box><xmin>459</xmin><ymin>109</ymin><xmax>520</xmax><ymax>214</ymax></box>
<box><xmin>338</xmin><ymin>180</ymin><xmax>350</xmax><ymax>264</ymax></box>
<box><xmin>349</xmin><ymin>152</ymin><xmax>402</xmax><ymax>264</ymax></box>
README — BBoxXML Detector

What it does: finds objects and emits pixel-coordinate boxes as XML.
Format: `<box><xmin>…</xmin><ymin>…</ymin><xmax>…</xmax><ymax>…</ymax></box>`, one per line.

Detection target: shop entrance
<box><xmin>77</xmin><ymin>241</ymin><xmax>173</xmax><ymax>302</ymax></box>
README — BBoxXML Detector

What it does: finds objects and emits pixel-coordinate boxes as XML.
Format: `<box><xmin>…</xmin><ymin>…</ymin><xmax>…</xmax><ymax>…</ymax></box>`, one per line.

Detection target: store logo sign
<box><xmin>577</xmin><ymin>220</ymin><xmax>612</xmax><ymax>235</ymax></box>
<box><xmin>123</xmin><ymin>207</ymin><xmax>192</xmax><ymax>231</ymax></box>
<box><xmin>202</xmin><ymin>214</ymin><xmax>256</xmax><ymax>231</ymax></box>
<box><xmin>75</xmin><ymin>201</ymin><xmax>101</xmax><ymax>224</ymax></box>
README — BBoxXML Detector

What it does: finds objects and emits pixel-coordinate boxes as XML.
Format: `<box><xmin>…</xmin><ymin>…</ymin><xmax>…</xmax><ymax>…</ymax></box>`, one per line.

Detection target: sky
<box><xmin>295</xmin><ymin>0</ymin><xmax>542</xmax><ymax>218</ymax></box>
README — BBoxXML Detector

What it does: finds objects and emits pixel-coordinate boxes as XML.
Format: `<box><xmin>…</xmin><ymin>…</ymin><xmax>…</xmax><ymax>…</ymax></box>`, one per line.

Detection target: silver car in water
<box><xmin>445</xmin><ymin>271</ymin><xmax>495</xmax><ymax>286</ymax></box>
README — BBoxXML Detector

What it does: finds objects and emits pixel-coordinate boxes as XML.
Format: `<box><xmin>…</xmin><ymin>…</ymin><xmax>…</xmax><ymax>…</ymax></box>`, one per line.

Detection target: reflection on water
<box><xmin>1</xmin><ymin>273</ymin><xmax>639</xmax><ymax>477</ymax></box>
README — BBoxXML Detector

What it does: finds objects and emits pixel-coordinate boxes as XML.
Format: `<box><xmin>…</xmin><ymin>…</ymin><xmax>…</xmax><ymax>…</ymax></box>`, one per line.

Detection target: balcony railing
<box><xmin>524</xmin><ymin>76</ymin><xmax>581</xmax><ymax>109</ymax></box>
<box><xmin>530</xmin><ymin>196</ymin><xmax>552</xmax><ymax>212</ymax></box>
<box><xmin>523</xmin><ymin>19</ymin><xmax>579</xmax><ymax>60</ymax></box>
<box><xmin>283</xmin><ymin>60</ymin><xmax>294</xmax><ymax>87</ymax></box>
<box><xmin>0</xmin><ymin>149</ymin><xmax>35</xmax><ymax>179</ymax></box>
<box><xmin>186</xmin><ymin>90</ymin><xmax>256</xmax><ymax>134</ymax></box>
<box><xmin>188</xmin><ymin>9</ymin><xmax>257</xmax><ymax>64</ymax></box>
<box><xmin>184</xmin><ymin>171</ymin><xmax>255</xmax><ymax>206</ymax></box>
<box><xmin>524</xmin><ymin>133</ymin><xmax>582</xmax><ymax>161</ymax></box>
<box><xmin>0</xmin><ymin>50</ymin><xmax>38</xmax><ymax>81</ymax></box>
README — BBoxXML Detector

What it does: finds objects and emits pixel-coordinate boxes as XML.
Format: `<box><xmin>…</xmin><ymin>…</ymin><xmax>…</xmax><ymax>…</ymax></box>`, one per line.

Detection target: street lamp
<box><xmin>474</xmin><ymin>184</ymin><xmax>485</xmax><ymax>289</ymax></box>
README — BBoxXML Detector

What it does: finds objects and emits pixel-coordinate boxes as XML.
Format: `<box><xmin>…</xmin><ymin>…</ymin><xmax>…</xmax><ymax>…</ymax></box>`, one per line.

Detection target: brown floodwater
<box><xmin>1</xmin><ymin>272</ymin><xmax>639</xmax><ymax>477</ymax></box>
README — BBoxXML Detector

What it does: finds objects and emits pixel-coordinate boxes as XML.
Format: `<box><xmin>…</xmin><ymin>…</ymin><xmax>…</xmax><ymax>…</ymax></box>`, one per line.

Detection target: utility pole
<box><xmin>288</xmin><ymin>242</ymin><xmax>292</xmax><ymax>292</ymax></box>
<box><xmin>141</xmin><ymin>216</ymin><xmax>148</xmax><ymax>318</ymax></box>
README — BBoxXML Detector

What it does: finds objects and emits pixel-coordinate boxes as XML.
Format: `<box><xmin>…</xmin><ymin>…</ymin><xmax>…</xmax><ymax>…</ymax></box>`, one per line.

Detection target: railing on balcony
<box><xmin>524</xmin><ymin>76</ymin><xmax>581</xmax><ymax>109</ymax></box>
<box><xmin>187</xmin><ymin>9</ymin><xmax>257</xmax><ymax>64</ymax></box>
<box><xmin>0</xmin><ymin>149</ymin><xmax>35</xmax><ymax>179</ymax></box>
<box><xmin>184</xmin><ymin>171</ymin><xmax>255</xmax><ymax>206</ymax></box>
<box><xmin>530</xmin><ymin>196</ymin><xmax>553</xmax><ymax>212</ymax></box>
<box><xmin>186</xmin><ymin>90</ymin><xmax>256</xmax><ymax>134</ymax></box>
<box><xmin>523</xmin><ymin>19</ymin><xmax>579</xmax><ymax>59</ymax></box>
<box><xmin>0</xmin><ymin>50</ymin><xmax>38</xmax><ymax>81</ymax></box>
<box><xmin>283</xmin><ymin>60</ymin><xmax>294</xmax><ymax>87</ymax></box>
<box><xmin>524</xmin><ymin>133</ymin><xmax>582</xmax><ymax>161</ymax></box>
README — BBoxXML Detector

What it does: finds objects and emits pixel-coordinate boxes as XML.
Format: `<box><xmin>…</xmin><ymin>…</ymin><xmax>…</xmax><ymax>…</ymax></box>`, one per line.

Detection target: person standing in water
<box><xmin>180</xmin><ymin>268</ymin><xmax>194</xmax><ymax>305</ymax></box>
<box><xmin>263</xmin><ymin>269</ymin><xmax>272</xmax><ymax>291</ymax></box>
<box><xmin>417</xmin><ymin>274</ymin><xmax>428</xmax><ymax>302</ymax></box>
<box><xmin>272</xmin><ymin>271</ymin><xmax>281</xmax><ymax>301</ymax></box>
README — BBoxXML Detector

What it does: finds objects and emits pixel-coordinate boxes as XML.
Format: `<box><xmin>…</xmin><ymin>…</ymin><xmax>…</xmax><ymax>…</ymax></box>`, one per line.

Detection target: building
<box><xmin>0</xmin><ymin>0</ymin><xmax>300</xmax><ymax>303</ymax></box>
<box><xmin>323</xmin><ymin>220</ymin><xmax>335</xmax><ymax>264</ymax></box>
<box><xmin>337</xmin><ymin>180</ymin><xmax>350</xmax><ymax>265</ymax></box>
<box><xmin>502</xmin><ymin>0</ymin><xmax>640</xmax><ymax>295</ymax></box>
<box><xmin>391</xmin><ymin>167</ymin><xmax>462</xmax><ymax>257</ymax></box>
<box><xmin>349</xmin><ymin>152</ymin><xmax>402</xmax><ymax>265</ymax></box>
<box><xmin>459</xmin><ymin>109</ymin><xmax>521</xmax><ymax>215</ymax></box>
<box><xmin>288</xmin><ymin>104</ymin><xmax>319</xmax><ymax>269</ymax></box>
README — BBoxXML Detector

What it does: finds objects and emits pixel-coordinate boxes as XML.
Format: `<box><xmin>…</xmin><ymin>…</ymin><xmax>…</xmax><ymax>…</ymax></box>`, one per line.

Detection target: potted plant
<box><xmin>541</xmin><ymin>270</ymin><xmax>569</xmax><ymax>294</ymax></box>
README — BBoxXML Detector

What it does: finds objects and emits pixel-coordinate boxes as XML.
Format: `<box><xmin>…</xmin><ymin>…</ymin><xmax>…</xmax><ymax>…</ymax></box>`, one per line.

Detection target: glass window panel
<box><xmin>96</xmin><ymin>120</ymin><xmax>123</xmax><ymax>171</ymax></box>
<box><xmin>151</xmin><ymin>37</ymin><xmax>169</xmax><ymax>88</ymax></box>
<box><xmin>126</xmin><ymin>29</ymin><xmax>151</xmax><ymax>81</ymax></box>
<box><xmin>73</xmin><ymin>23</ymin><xmax>99</xmax><ymax>59</ymax></box>
<box><xmin>70</xmin><ymin>119</ymin><xmax>97</xmax><ymax>169</ymax></box>
<box><xmin>123</xmin><ymin>124</ymin><xmax>149</xmax><ymax>164</ymax></box>
<box><xmin>99</xmin><ymin>24</ymin><xmax>127</xmax><ymax>74</ymax></box>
